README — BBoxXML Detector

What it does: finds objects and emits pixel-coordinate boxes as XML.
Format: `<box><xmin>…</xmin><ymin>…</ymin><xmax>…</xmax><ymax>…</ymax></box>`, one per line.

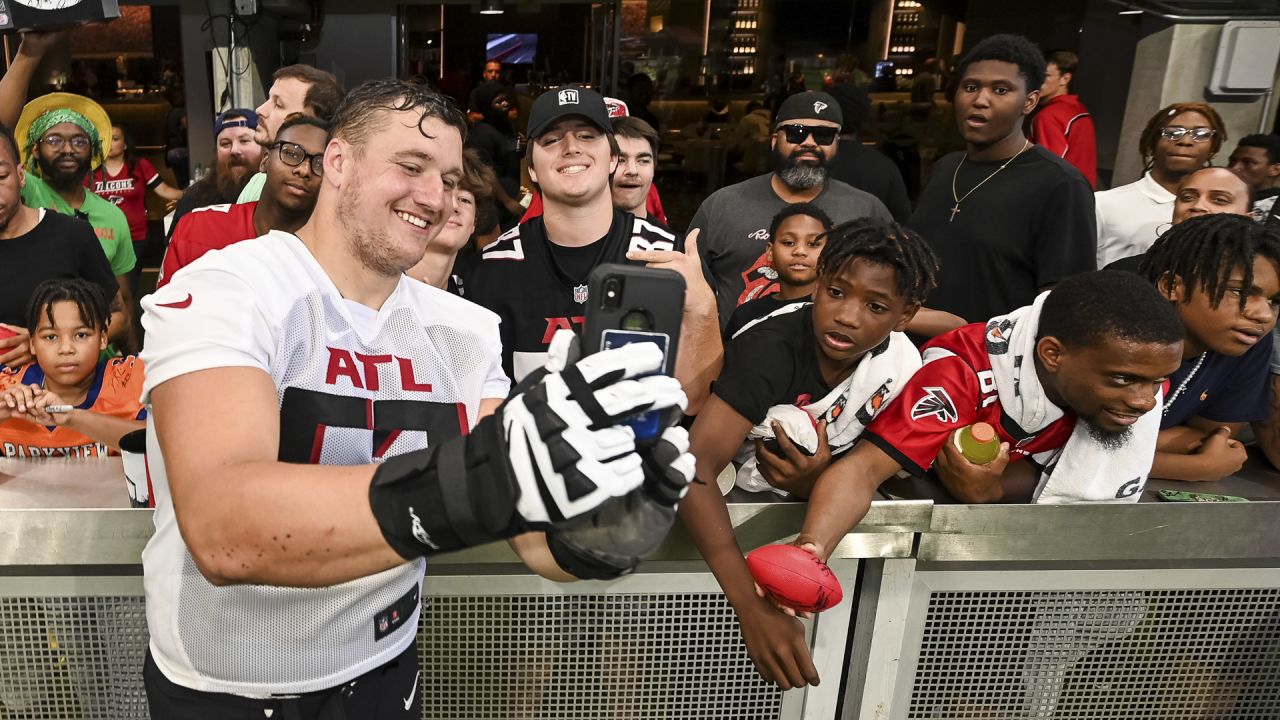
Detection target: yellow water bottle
<box><xmin>956</xmin><ymin>422</ymin><xmax>1000</xmax><ymax>465</ymax></box>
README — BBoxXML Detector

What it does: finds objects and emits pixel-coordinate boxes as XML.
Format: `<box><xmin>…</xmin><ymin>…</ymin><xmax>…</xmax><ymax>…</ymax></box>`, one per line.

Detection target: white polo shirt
<box><xmin>1095</xmin><ymin>172</ymin><xmax>1176</xmax><ymax>268</ymax></box>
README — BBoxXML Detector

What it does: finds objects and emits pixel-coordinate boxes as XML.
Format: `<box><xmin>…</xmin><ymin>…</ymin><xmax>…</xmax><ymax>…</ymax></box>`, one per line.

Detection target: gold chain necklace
<box><xmin>949</xmin><ymin>139</ymin><xmax>1031</xmax><ymax>222</ymax></box>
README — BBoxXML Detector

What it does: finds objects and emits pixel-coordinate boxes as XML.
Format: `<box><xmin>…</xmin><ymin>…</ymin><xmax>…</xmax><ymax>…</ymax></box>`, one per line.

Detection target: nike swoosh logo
<box><xmin>403</xmin><ymin>669</ymin><xmax>420</xmax><ymax>710</ymax></box>
<box><xmin>157</xmin><ymin>294</ymin><xmax>193</xmax><ymax>309</ymax></box>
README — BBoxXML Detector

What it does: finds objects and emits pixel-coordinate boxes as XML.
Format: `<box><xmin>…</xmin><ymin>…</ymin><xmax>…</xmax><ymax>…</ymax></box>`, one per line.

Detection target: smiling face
<box><xmin>0</xmin><ymin>138</ymin><xmax>24</xmax><ymax>235</ymax></box>
<box><xmin>1172</xmin><ymin>167</ymin><xmax>1251</xmax><ymax>225</ymax></box>
<box><xmin>610</xmin><ymin>134</ymin><xmax>654</xmax><ymax>215</ymax></box>
<box><xmin>264</xmin><ymin>123</ymin><xmax>327</xmax><ymax>216</ymax></box>
<box><xmin>528</xmin><ymin>117</ymin><xmax>616</xmax><ymax>207</ymax></box>
<box><xmin>31</xmin><ymin>300</ymin><xmax>108</xmax><ymax>390</ymax></box>
<box><xmin>432</xmin><ymin>187</ymin><xmax>477</xmax><ymax>253</ymax></box>
<box><xmin>328</xmin><ymin>108</ymin><xmax>463</xmax><ymax>277</ymax></box>
<box><xmin>255</xmin><ymin>77</ymin><xmax>311</xmax><ymax>146</ymax></box>
<box><xmin>1040</xmin><ymin>335</ymin><xmax>1183</xmax><ymax>438</ymax></box>
<box><xmin>1164</xmin><ymin>256</ymin><xmax>1280</xmax><ymax>358</ymax></box>
<box><xmin>810</xmin><ymin>257</ymin><xmax>917</xmax><ymax>382</ymax></box>
<box><xmin>1152</xmin><ymin>111</ymin><xmax>1216</xmax><ymax>176</ymax></box>
<box><xmin>767</xmin><ymin>214</ymin><xmax>826</xmax><ymax>288</ymax></box>
<box><xmin>953</xmin><ymin>59</ymin><xmax>1038</xmax><ymax>150</ymax></box>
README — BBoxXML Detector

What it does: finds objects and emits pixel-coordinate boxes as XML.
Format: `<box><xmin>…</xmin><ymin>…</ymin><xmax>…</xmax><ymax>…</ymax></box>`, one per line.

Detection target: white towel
<box><xmin>735</xmin><ymin>328</ymin><xmax>921</xmax><ymax>495</ymax></box>
<box><xmin>987</xmin><ymin>292</ymin><xmax>1159</xmax><ymax>504</ymax></box>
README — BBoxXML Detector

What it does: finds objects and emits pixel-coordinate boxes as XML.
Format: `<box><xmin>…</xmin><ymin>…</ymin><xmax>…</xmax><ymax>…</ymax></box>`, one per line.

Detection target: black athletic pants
<box><xmin>144</xmin><ymin>642</ymin><xmax>421</xmax><ymax>719</ymax></box>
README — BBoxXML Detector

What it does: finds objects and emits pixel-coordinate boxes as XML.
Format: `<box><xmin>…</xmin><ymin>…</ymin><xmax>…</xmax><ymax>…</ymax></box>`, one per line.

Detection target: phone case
<box><xmin>583</xmin><ymin>264</ymin><xmax>686</xmax><ymax>375</ymax></box>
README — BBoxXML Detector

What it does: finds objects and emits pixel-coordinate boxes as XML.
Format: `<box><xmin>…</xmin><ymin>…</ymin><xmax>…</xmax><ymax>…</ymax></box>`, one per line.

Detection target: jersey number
<box><xmin>278</xmin><ymin>387</ymin><xmax>467</xmax><ymax>464</ymax></box>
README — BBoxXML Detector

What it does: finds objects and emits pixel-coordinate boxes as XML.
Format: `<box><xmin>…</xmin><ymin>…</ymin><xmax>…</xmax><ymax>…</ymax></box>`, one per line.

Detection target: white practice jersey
<box><xmin>139</xmin><ymin>231</ymin><xmax>509</xmax><ymax>696</ymax></box>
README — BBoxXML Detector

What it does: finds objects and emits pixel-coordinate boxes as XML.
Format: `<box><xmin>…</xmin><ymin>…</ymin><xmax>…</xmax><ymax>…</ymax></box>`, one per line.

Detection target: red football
<box><xmin>746</xmin><ymin>544</ymin><xmax>843</xmax><ymax>613</ymax></box>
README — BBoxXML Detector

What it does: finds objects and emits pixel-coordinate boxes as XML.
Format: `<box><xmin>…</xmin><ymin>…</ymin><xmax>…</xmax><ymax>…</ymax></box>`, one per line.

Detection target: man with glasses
<box><xmin>687</xmin><ymin>91</ymin><xmax>891</xmax><ymax>328</ymax></box>
<box><xmin>158</xmin><ymin>115</ymin><xmax>326</xmax><ymax>287</ymax></box>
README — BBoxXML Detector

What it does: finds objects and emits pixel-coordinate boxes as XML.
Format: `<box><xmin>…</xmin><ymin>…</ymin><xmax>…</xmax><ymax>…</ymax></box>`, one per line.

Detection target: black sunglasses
<box><xmin>778</xmin><ymin>124</ymin><xmax>839</xmax><ymax>146</ymax></box>
<box><xmin>270</xmin><ymin>141</ymin><xmax>324</xmax><ymax>175</ymax></box>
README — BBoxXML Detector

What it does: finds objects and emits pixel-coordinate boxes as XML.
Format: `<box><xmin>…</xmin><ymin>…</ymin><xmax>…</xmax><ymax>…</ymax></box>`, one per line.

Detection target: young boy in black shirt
<box><xmin>678</xmin><ymin>217</ymin><xmax>939</xmax><ymax>690</ymax></box>
<box><xmin>724</xmin><ymin>203</ymin><xmax>832</xmax><ymax>338</ymax></box>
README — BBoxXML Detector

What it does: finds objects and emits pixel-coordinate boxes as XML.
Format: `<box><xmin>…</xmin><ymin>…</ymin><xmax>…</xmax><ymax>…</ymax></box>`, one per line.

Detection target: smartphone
<box><xmin>583</xmin><ymin>264</ymin><xmax>685</xmax><ymax>441</ymax></box>
<box><xmin>1156</xmin><ymin>489</ymin><xmax>1247</xmax><ymax>503</ymax></box>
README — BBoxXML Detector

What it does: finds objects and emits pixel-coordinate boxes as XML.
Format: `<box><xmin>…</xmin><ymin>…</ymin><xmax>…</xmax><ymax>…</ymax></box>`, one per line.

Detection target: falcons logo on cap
<box><xmin>813</xmin><ymin>101</ymin><xmax>828</xmax><ymax>113</ymax></box>
<box><xmin>910</xmin><ymin>387</ymin><xmax>958</xmax><ymax>423</ymax></box>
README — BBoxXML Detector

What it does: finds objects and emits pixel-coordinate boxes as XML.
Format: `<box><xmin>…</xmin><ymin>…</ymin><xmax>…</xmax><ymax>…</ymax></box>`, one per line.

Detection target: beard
<box><xmin>337</xmin><ymin>172</ymin><xmax>428</xmax><ymax>278</ymax></box>
<box><xmin>1086</xmin><ymin>423</ymin><xmax>1133</xmax><ymax>452</ymax></box>
<box><xmin>773</xmin><ymin>145</ymin><xmax>827</xmax><ymax>190</ymax></box>
<box><xmin>213</xmin><ymin>155</ymin><xmax>257</xmax><ymax>201</ymax></box>
<box><xmin>37</xmin><ymin>153</ymin><xmax>90</xmax><ymax>191</ymax></box>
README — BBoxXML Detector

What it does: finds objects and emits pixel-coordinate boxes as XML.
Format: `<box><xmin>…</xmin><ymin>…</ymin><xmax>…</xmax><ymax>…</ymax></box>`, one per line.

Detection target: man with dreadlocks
<box><xmin>0</xmin><ymin>32</ymin><xmax>134</xmax><ymax>345</ymax></box>
<box><xmin>679</xmin><ymin>217</ymin><xmax>939</xmax><ymax>689</ymax></box>
<box><xmin>1124</xmin><ymin>214</ymin><xmax>1280</xmax><ymax>481</ymax></box>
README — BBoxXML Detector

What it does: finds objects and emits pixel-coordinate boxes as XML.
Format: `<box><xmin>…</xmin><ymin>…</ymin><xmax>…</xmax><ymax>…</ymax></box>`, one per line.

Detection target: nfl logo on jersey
<box><xmin>559</xmin><ymin>88</ymin><xmax>579</xmax><ymax>105</ymax></box>
<box><xmin>573</xmin><ymin>284</ymin><xmax>588</xmax><ymax>303</ymax></box>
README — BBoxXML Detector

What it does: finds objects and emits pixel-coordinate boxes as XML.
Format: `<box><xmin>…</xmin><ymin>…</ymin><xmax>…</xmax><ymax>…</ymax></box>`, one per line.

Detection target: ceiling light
<box><xmin>480</xmin><ymin>1</ymin><xmax>504</xmax><ymax>14</ymax></box>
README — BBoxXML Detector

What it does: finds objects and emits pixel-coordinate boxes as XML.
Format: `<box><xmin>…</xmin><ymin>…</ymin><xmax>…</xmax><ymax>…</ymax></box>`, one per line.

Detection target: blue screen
<box><xmin>486</xmin><ymin>33</ymin><xmax>537</xmax><ymax>64</ymax></box>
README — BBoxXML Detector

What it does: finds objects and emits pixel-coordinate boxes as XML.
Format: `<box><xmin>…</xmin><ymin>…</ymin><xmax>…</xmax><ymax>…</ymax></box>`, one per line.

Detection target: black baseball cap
<box><xmin>775</xmin><ymin>91</ymin><xmax>843</xmax><ymax>128</ymax></box>
<box><xmin>527</xmin><ymin>85</ymin><xmax>612</xmax><ymax>140</ymax></box>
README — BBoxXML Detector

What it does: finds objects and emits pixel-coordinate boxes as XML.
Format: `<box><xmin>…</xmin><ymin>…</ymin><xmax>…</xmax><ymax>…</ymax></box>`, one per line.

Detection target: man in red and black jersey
<box><xmin>158</xmin><ymin>115</ymin><xmax>326</xmax><ymax>288</ymax></box>
<box><xmin>465</xmin><ymin>85</ymin><xmax>720</xmax><ymax>410</ymax></box>
<box><xmin>791</xmin><ymin>272</ymin><xmax>1183</xmax><ymax>571</ymax></box>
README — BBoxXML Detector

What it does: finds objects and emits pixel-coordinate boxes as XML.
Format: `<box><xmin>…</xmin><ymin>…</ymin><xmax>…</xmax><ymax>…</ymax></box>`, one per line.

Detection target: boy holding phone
<box><xmin>679</xmin><ymin>217</ymin><xmax>939</xmax><ymax>689</ymax></box>
<box><xmin>464</xmin><ymin>85</ymin><xmax>721</xmax><ymax>410</ymax></box>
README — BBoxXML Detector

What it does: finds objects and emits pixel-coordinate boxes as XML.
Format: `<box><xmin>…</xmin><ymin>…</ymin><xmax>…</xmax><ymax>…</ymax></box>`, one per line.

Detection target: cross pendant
<box><xmin>949</xmin><ymin>203</ymin><xmax>961</xmax><ymax>222</ymax></box>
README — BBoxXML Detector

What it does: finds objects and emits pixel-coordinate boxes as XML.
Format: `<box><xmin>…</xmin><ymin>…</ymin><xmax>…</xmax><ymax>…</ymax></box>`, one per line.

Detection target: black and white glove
<box><xmin>369</xmin><ymin>331</ymin><xmax>688</xmax><ymax>558</ymax></box>
<box><xmin>545</xmin><ymin>424</ymin><xmax>696</xmax><ymax>579</ymax></box>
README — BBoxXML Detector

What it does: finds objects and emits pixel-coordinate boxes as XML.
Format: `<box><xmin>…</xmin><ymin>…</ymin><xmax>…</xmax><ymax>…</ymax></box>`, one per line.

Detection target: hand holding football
<box><xmin>746</xmin><ymin>544</ymin><xmax>843</xmax><ymax>613</ymax></box>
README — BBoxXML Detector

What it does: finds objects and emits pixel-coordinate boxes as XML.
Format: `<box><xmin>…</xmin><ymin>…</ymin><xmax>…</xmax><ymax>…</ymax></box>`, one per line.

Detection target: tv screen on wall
<box><xmin>486</xmin><ymin>33</ymin><xmax>537</xmax><ymax>64</ymax></box>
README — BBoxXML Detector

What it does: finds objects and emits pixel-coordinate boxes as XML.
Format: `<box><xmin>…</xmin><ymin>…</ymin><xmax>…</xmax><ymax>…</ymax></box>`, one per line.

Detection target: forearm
<box><xmin>1157</xmin><ymin>426</ymin><xmax>1208</xmax><ymax>454</ymax></box>
<box><xmin>677</xmin><ymin>472</ymin><xmax>757</xmax><ymax>606</ymax></box>
<box><xmin>905</xmin><ymin>308</ymin><xmax>966</xmax><ymax>339</ymax></box>
<box><xmin>675</xmin><ymin>296</ymin><xmax>722</xmax><ymax>415</ymax></box>
<box><xmin>109</xmin><ymin>282</ymin><xmax>132</xmax><ymax>345</ymax></box>
<box><xmin>63</xmin><ymin>411</ymin><xmax>143</xmax><ymax>452</ymax></box>
<box><xmin>1150</xmin><ymin>450</ymin><xmax>1217</xmax><ymax>482</ymax></box>
<box><xmin>168</xmin><ymin>458</ymin><xmax>406</xmax><ymax>588</ymax></box>
<box><xmin>795</xmin><ymin>473</ymin><xmax>876</xmax><ymax>562</ymax></box>
<box><xmin>0</xmin><ymin>52</ymin><xmax>40</xmax><ymax>128</ymax></box>
<box><xmin>153</xmin><ymin>183</ymin><xmax>183</xmax><ymax>202</ymax></box>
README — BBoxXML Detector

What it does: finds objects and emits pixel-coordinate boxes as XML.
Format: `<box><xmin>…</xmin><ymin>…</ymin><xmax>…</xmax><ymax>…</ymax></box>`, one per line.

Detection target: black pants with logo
<box><xmin>144</xmin><ymin>642</ymin><xmax>421</xmax><ymax>720</ymax></box>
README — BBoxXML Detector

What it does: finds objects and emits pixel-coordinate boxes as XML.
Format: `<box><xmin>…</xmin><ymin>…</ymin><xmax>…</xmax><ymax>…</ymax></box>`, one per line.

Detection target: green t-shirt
<box><xmin>237</xmin><ymin>171</ymin><xmax>266</xmax><ymax>203</ymax></box>
<box><xmin>21</xmin><ymin>174</ymin><xmax>135</xmax><ymax>276</ymax></box>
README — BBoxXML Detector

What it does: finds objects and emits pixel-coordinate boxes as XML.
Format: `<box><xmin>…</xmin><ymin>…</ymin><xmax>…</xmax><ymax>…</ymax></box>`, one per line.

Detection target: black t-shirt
<box><xmin>828</xmin><ymin>139</ymin><xmax>912</xmax><ymax>222</ymax></box>
<box><xmin>466</xmin><ymin>209</ymin><xmax>681</xmax><ymax>380</ymax></box>
<box><xmin>713</xmin><ymin>304</ymin><xmax>830</xmax><ymax>425</ymax></box>
<box><xmin>724</xmin><ymin>293</ymin><xmax>811</xmax><ymax>339</ymax></box>
<box><xmin>1162</xmin><ymin>333</ymin><xmax>1273</xmax><ymax>428</ymax></box>
<box><xmin>0</xmin><ymin>210</ymin><xmax>117</xmax><ymax>327</ymax></box>
<box><xmin>908</xmin><ymin>145</ymin><xmax>1095</xmax><ymax>323</ymax></box>
<box><xmin>466</xmin><ymin>121</ymin><xmax>522</xmax><ymax>228</ymax></box>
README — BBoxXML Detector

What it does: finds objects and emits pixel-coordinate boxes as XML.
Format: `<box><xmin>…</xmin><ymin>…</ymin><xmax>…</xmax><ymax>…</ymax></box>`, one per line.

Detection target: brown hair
<box><xmin>330</xmin><ymin>78</ymin><xmax>467</xmax><ymax>158</ymax></box>
<box><xmin>459</xmin><ymin>148</ymin><xmax>495</xmax><ymax>202</ymax></box>
<box><xmin>610</xmin><ymin>116</ymin><xmax>659</xmax><ymax>155</ymax></box>
<box><xmin>1138</xmin><ymin>102</ymin><xmax>1227</xmax><ymax>171</ymax></box>
<box><xmin>273</xmin><ymin>64</ymin><xmax>345</xmax><ymax>123</ymax></box>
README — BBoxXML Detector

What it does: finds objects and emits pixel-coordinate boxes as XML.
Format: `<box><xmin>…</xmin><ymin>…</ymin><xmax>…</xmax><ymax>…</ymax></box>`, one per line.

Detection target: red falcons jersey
<box><xmin>864</xmin><ymin>322</ymin><xmax>1076</xmax><ymax>476</ymax></box>
<box><xmin>157</xmin><ymin>202</ymin><xmax>258</xmax><ymax>288</ymax></box>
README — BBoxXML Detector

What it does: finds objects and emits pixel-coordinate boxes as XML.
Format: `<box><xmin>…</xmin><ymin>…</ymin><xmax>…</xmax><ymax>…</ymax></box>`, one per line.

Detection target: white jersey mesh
<box><xmin>140</xmin><ymin>232</ymin><xmax>508</xmax><ymax>696</ymax></box>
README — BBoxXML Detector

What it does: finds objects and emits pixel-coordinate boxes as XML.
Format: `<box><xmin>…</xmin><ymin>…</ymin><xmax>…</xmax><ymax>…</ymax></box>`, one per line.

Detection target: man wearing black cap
<box><xmin>826</xmin><ymin>84</ymin><xmax>911</xmax><ymax>222</ymax></box>
<box><xmin>465</xmin><ymin>85</ymin><xmax>720</xmax><ymax>411</ymax></box>
<box><xmin>688</xmin><ymin>90</ymin><xmax>892</xmax><ymax>328</ymax></box>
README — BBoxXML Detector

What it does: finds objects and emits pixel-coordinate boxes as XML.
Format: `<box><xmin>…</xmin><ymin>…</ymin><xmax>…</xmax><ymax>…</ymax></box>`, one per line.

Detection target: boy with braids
<box><xmin>1130</xmin><ymin>214</ymin><xmax>1280</xmax><ymax>481</ymax></box>
<box><xmin>680</xmin><ymin>217</ymin><xmax>939</xmax><ymax>690</ymax></box>
<box><xmin>0</xmin><ymin>278</ymin><xmax>145</xmax><ymax>458</ymax></box>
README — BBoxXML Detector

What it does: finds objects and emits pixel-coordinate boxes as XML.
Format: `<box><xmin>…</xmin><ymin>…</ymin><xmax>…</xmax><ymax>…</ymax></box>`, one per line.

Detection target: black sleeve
<box><xmin>1033</xmin><ymin>170</ymin><xmax>1097</xmax><ymax>287</ymax></box>
<box><xmin>711</xmin><ymin>325</ymin><xmax>797</xmax><ymax>425</ymax></box>
<box><xmin>466</xmin><ymin>126</ymin><xmax>499</xmax><ymax>169</ymax></box>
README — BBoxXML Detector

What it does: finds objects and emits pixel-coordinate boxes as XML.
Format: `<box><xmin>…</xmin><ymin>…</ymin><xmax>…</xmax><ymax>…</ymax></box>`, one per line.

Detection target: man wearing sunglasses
<box><xmin>688</xmin><ymin>90</ymin><xmax>891</xmax><ymax>328</ymax></box>
<box><xmin>159</xmin><ymin>115</ymin><xmax>326</xmax><ymax>287</ymax></box>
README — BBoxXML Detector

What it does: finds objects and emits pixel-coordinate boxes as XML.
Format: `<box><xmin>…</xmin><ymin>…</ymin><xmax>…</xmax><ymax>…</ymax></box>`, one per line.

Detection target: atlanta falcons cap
<box><xmin>774</xmin><ymin>91</ymin><xmax>843</xmax><ymax>128</ymax></box>
<box><xmin>527</xmin><ymin>85</ymin><xmax>612</xmax><ymax>139</ymax></box>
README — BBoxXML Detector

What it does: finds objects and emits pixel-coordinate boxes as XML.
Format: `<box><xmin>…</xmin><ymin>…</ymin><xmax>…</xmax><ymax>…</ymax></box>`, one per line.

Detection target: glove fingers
<box><xmin>635</xmin><ymin>375</ymin><xmax>688</xmax><ymax>416</ymax></box>
<box><xmin>545</xmin><ymin>329</ymin><xmax>580</xmax><ymax>373</ymax></box>
<box><xmin>572</xmin><ymin>342</ymin><xmax>665</xmax><ymax>386</ymax></box>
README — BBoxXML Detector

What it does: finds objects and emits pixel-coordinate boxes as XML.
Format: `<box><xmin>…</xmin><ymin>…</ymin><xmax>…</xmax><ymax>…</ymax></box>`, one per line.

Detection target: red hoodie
<box><xmin>1031</xmin><ymin>94</ymin><xmax>1097</xmax><ymax>189</ymax></box>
